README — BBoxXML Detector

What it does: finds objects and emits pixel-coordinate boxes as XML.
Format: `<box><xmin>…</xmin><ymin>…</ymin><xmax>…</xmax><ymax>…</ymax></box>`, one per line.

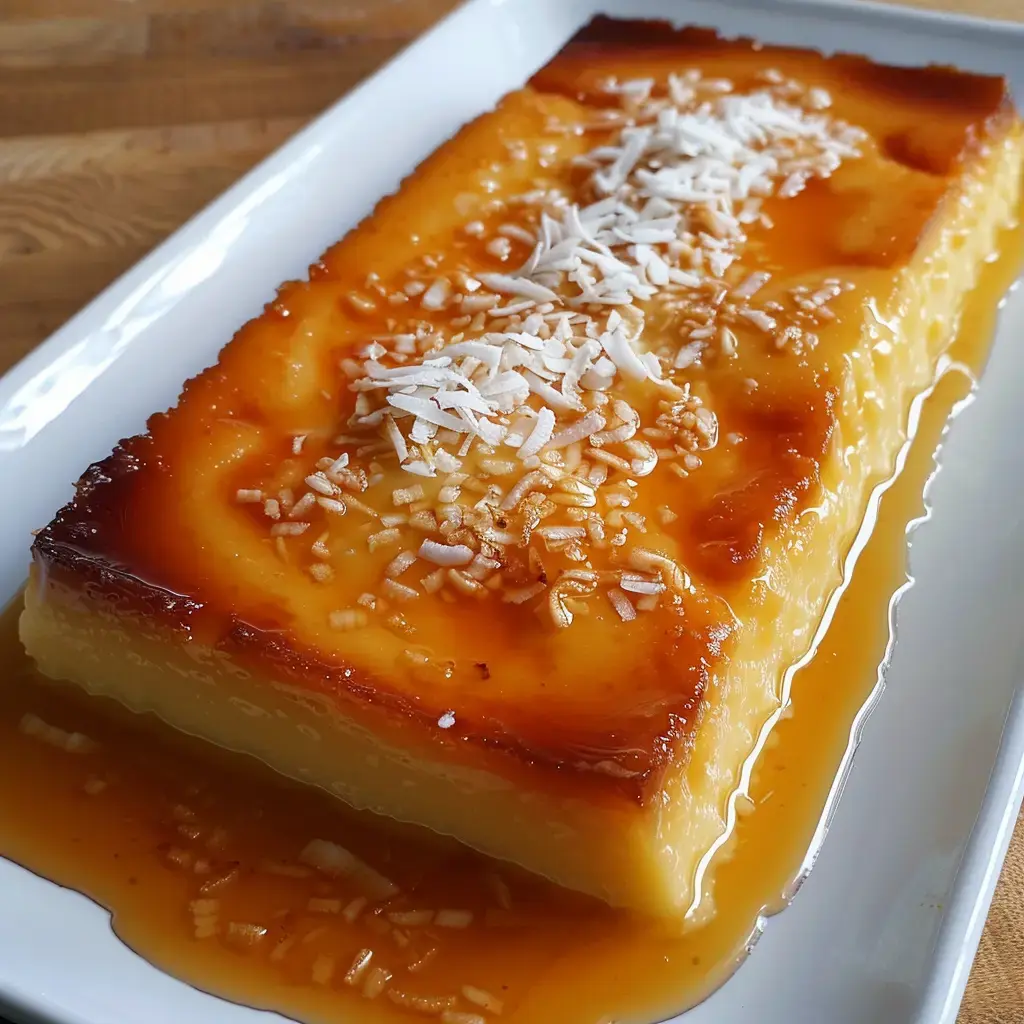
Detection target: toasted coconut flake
<box><xmin>447</xmin><ymin>569</ymin><xmax>486</xmax><ymax>596</ymax></box>
<box><xmin>422</xmin><ymin>568</ymin><xmax>446</xmax><ymax>593</ymax></box>
<box><xmin>200</xmin><ymin>865</ymin><xmax>240</xmax><ymax>895</ymax></box>
<box><xmin>462</xmin><ymin>985</ymin><xmax>505</xmax><ymax>1015</ymax></box>
<box><xmin>271</xmin><ymin>522</ymin><xmax>309</xmax><ymax>537</ymax></box>
<box><xmin>587</xmin><ymin>447</ymin><xmax>632</xmax><ymax>473</ymax></box>
<box><xmin>547</xmin><ymin>576</ymin><xmax>592</xmax><ymax>629</ymax></box>
<box><xmin>388</xmin><ymin>991</ymin><xmax>458</xmax><ymax>1014</ymax></box>
<box><xmin>393</xmin><ymin>483</ymin><xmax>426</xmax><ymax>506</ymax></box>
<box><xmin>299</xmin><ymin>838</ymin><xmax>359</xmax><ymax>876</ymax></box>
<box><xmin>419</xmin><ymin>536</ymin><xmax>475</xmax><ymax>569</ymax></box>
<box><xmin>546</xmin><ymin>410</ymin><xmax>606</xmax><ymax>451</ymax></box>
<box><xmin>362</xmin><ymin>965</ymin><xmax>393</xmax><ymax>1000</ymax></box>
<box><xmin>733</xmin><ymin>270</ymin><xmax>771</xmax><ymax>300</ymax></box>
<box><xmin>421</xmin><ymin>277</ymin><xmax>452</xmax><ymax>310</ymax></box>
<box><xmin>299</xmin><ymin>839</ymin><xmax>399</xmax><ymax>899</ymax></box>
<box><xmin>499</xmin><ymin>468</ymin><xmax>549</xmax><ymax>511</ymax></box>
<box><xmin>591</xmin><ymin>400</ymin><xmax>639</xmax><ymax>446</ymax></box>
<box><xmin>622</xmin><ymin>511</ymin><xmax>647</xmax><ymax>532</ymax></box>
<box><xmin>289</xmin><ymin>493</ymin><xmax>317</xmax><ymax>521</ymax></box>
<box><xmin>383</xmin><ymin>578</ymin><xmax>420</xmax><ymax>602</ymax></box>
<box><xmin>226</xmin><ymin>922</ymin><xmax>268</xmax><ymax>948</ymax></box>
<box><xmin>628</xmin><ymin>547</ymin><xmax>689</xmax><ymax>595</ymax></box>
<box><xmin>318</xmin><ymin>496</ymin><xmax>348</xmax><ymax>516</ymax></box>
<box><xmin>536</xmin><ymin>525</ymin><xmax>586</xmax><ymax>544</ymax></box>
<box><xmin>624</xmin><ymin>438</ymin><xmax>658</xmax><ymax>476</ymax></box>
<box><xmin>619</xmin><ymin>573</ymin><xmax>665</xmax><ymax>596</ymax></box>
<box><xmin>517</xmin><ymin>407</ymin><xmax>556</xmax><ymax>459</ymax></box>
<box><xmin>308</xmin><ymin>562</ymin><xmax>334</xmax><ymax>583</ymax></box>
<box><xmin>344</xmin><ymin>948</ymin><xmax>374</xmax><ymax>986</ymax></box>
<box><xmin>434</xmin><ymin>908</ymin><xmax>473</xmax><ymax>929</ymax></box>
<box><xmin>467</xmin><ymin>554</ymin><xmax>500</xmax><ymax>580</ymax></box>
<box><xmin>739</xmin><ymin>308</ymin><xmax>777</xmax><ymax>333</ymax></box>
<box><xmin>385</xmin><ymin>550</ymin><xmax>419</xmax><ymax>577</ymax></box>
<box><xmin>19</xmin><ymin>713</ymin><xmax>98</xmax><ymax>754</ymax></box>
<box><xmin>607</xmin><ymin>587</ymin><xmax>637</xmax><ymax>622</ymax></box>
<box><xmin>368</xmin><ymin>527</ymin><xmax>402</xmax><ymax>552</ymax></box>
<box><xmin>305</xmin><ymin>472</ymin><xmax>335</xmax><ymax>496</ymax></box>
<box><xmin>330</xmin><ymin>609</ymin><xmax>368</xmax><ymax>631</ymax></box>
<box><xmin>409</xmin><ymin>508</ymin><xmax>440</xmax><ymax>532</ymax></box>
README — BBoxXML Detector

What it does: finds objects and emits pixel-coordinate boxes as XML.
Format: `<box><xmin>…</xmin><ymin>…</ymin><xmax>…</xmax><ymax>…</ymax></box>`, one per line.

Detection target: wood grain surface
<box><xmin>0</xmin><ymin>2</ymin><xmax>1020</xmax><ymax>1022</ymax></box>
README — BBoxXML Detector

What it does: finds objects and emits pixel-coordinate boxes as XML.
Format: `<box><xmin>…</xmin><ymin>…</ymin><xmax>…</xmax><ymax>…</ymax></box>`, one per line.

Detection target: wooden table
<box><xmin>0</xmin><ymin>2</ymin><xmax>1020</xmax><ymax>1022</ymax></box>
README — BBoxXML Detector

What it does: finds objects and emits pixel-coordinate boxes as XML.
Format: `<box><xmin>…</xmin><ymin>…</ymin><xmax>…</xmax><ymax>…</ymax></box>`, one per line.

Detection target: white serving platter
<box><xmin>2</xmin><ymin>1</ymin><xmax>1023</xmax><ymax>1022</ymax></box>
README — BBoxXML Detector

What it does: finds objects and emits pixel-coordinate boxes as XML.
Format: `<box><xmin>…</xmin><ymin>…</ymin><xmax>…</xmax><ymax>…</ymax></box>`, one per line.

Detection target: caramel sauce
<box><xmin>1</xmin><ymin>213</ymin><xmax>1019</xmax><ymax>1024</ymax></box>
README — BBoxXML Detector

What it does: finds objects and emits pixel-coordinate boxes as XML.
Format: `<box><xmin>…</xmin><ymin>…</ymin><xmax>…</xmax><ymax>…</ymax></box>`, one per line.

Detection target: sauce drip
<box><xmin>0</xmin><ymin>221</ymin><xmax>1020</xmax><ymax>1024</ymax></box>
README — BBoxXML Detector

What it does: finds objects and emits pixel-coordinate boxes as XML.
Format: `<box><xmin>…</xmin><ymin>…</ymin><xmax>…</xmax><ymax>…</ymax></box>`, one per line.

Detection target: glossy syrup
<box><xmin>0</xmin><ymin>228</ymin><xmax>1020</xmax><ymax>1024</ymax></box>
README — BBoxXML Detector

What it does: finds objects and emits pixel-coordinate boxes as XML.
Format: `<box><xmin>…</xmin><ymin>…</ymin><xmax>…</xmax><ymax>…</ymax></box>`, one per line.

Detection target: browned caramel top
<box><xmin>32</xmin><ymin>22</ymin><xmax>1013</xmax><ymax>804</ymax></box>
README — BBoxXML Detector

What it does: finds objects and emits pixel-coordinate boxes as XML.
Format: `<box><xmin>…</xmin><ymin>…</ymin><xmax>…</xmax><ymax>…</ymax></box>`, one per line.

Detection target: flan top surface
<box><xmin>32</xmin><ymin>21</ymin><xmax>1014</xmax><ymax>803</ymax></box>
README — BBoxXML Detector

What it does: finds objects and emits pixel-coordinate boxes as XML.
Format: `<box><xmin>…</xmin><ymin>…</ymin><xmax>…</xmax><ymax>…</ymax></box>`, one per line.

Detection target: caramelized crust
<box><xmin>24</xmin><ymin>21</ymin><xmax>1024</xmax><ymax>911</ymax></box>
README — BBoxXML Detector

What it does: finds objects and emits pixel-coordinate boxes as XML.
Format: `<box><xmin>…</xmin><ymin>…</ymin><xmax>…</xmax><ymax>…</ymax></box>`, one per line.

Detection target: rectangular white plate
<box><xmin>2</xmin><ymin>1</ymin><xmax>1023</xmax><ymax>1022</ymax></box>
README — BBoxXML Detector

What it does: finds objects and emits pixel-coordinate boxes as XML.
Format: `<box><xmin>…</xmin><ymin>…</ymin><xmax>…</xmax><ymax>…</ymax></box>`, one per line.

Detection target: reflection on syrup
<box><xmin>0</xmin><ymin>227</ymin><xmax>1020</xmax><ymax>1024</ymax></box>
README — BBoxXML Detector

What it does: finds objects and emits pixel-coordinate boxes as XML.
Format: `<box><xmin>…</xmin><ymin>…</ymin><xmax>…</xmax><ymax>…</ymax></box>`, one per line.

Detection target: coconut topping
<box><xmin>239</xmin><ymin>69</ymin><xmax>863</xmax><ymax>628</ymax></box>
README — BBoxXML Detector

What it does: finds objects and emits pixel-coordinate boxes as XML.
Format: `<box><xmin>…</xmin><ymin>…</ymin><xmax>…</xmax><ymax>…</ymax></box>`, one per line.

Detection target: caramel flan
<box><xmin>21</xmin><ymin>23</ymin><xmax>1024</xmax><ymax>918</ymax></box>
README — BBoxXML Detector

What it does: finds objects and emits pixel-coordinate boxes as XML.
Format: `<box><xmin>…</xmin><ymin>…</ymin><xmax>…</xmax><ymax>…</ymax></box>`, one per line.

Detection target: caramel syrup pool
<box><xmin>1</xmin><ymin>226</ymin><xmax>1020</xmax><ymax>1024</ymax></box>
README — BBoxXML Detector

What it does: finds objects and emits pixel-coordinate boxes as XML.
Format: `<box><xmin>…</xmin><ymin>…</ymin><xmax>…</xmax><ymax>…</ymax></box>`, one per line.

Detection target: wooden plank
<box><xmin>0</xmin><ymin>115</ymin><xmax>301</xmax><ymax>365</ymax></box>
<box><xmin>0</xmin><ymin>17</ymin><xmax>149</xmax><ymax>67</ymax></box>
<box><xmin>0</xmin><ymin>2</ymin><xmax>457</xmax><ymax>69</ymax></box>
<box><xmin>0</xmin><ymin>45</ymin><xmax>400</xmax><ymax>136</ymax></box>
<box><xmin>0</xmin><ymin>116</ymin><xmax>304</xmax><ymax>182</ymax></box>
<box><xmin>958</xmin><ymin>822</ymin><xmax>1024</xmax><ymax>1022</ymax></box>
<box><xmin>0</xmin><ymin>122</ymin><xmax>299</xmax><ymax>260</ymax></box>
<box><xmin>0</xmin><ymin>0</ymin><xmax>458</xmax><ymax>32</ymax></box>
